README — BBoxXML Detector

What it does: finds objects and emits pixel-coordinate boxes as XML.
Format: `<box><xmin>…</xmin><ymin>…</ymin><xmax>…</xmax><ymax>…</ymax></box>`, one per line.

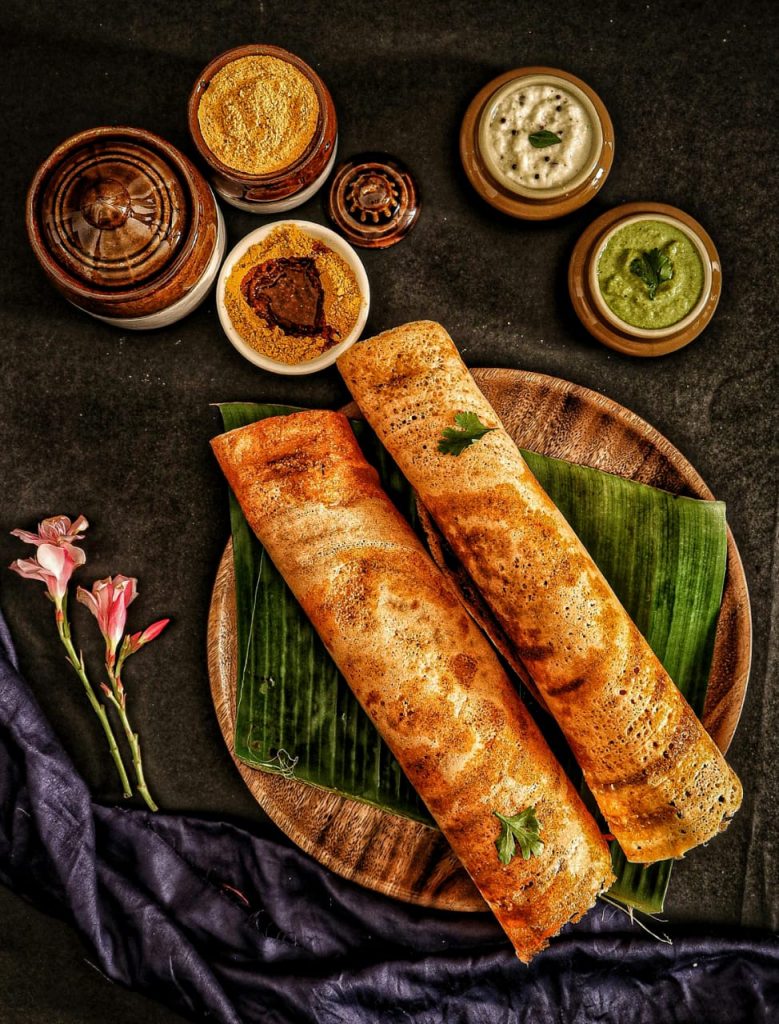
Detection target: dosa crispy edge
<box><xmin>212</xmin><ymin>409</ymin><xmax>613</xmax><ymax>962</ymax></box>
<box><xmin>338</xmin><ymin>322</ymin><xmax>742</xmax><ymax>863</ymax></box>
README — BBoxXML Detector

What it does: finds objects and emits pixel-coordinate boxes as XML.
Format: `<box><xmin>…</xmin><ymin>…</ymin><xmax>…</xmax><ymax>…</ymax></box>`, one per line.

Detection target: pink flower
<box><xmin>125</xmin><ymin>618</ymin><xmax>170</xmax><ymax>655</ymax></box>
<box><xmin>11</xmin><ymin>515</ymin><xmax>88</xmax><ymax>559</ymax></box>
<box><xmin>76</xmin><ymin>575</ymin><xmax>138</xmax><ymax>663</ymax></box>
<box><xmin>9</xmin><ymin>542</ymin><xmax>86</xmax><ymax>604</ymax></box>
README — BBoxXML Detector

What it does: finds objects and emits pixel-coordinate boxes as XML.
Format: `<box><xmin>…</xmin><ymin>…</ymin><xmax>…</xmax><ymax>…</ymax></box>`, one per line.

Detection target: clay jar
<box><xmin>26</xmin><ymin>126</ymin><xmax>225</xmax><ymax>329</ymax></box>
<box><xmin>188</xmin><ymin>44</ymin><xmax>338</xmax><ymax>213</ymax></box>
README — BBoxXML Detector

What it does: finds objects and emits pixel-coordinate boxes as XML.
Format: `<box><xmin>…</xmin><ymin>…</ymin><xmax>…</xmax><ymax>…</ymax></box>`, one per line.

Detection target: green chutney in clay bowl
<box><xmin>590</xmin><ymin>214</ymin><xmax>710</xmax><ymax>337</ymax></box>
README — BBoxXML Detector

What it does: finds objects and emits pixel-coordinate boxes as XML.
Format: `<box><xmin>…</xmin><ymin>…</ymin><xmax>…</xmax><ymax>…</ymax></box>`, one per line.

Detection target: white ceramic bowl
<box><xmin>216</xmin><ymin>219</ymin><xmax>370</xmax><ymax>374</ymax></box>
<box><xmin>589</xmin><ymin>213</ymin><xmax>713</xmax><ymax>339</ymax></box>
<box><xmin>478</xmin><ymin>73</ymin><xmax>603</xmax><ymax>201</ymax></box>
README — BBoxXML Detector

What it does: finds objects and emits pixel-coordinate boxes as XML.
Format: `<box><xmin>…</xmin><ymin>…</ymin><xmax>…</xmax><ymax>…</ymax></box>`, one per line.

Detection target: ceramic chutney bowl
<box><xmin>460</xmin><ymin>66</ymin><xmax>614</xmax><ymax>220</ymax></box>
<box><xmin>216</xmin><ymin>219</ymin><xmax>370</xmax><ymax>375</ymax></box>
<box><xmin>26</xmin><ymin>126</ymin><xmax>225</xmax><ymax>330</ymax></box>
<box><xmin>569</xmin><ymin>202</ymin><xmax>721</xmax><ymax>357</ymax></box>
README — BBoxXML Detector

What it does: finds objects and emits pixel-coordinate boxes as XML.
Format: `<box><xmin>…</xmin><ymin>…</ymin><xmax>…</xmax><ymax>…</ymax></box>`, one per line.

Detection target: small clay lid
<box><xmin>27</xmin><ymin>127</ymin><xmax>219</xmax><ymax>319</ymax></box>
<box><xmin>327</xmin><ymin>153</ymin><xmax>420</xmax><ymax>248</ymax></box>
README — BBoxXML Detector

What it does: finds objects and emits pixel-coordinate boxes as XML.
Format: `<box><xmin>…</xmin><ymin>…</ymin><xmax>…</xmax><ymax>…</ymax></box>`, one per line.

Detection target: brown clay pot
<box><xmin>569</xmin><ymin>202</ymin><xmax>722</xmax><ymax>357</ymax></box>
<box><xmin>26</xmin><ymin>126</ymin><xmax>225</xmax><ymax>328</ymax></box>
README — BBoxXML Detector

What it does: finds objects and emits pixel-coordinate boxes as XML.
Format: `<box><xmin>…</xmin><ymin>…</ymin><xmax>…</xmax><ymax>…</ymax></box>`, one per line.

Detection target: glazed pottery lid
<box><xmin>26</xmin><ymin>126</ymin><xmax>223</xmax><ymax>308</ymax></box>
<box><xmin>32</xmin><ymin>129</ymin><xmax>188</xmax><ymax>291</ymax></box>
<box><xmin>327</xmin><ymin>153</ymin><xmax>420</xmax><ymax>248</ymax></box>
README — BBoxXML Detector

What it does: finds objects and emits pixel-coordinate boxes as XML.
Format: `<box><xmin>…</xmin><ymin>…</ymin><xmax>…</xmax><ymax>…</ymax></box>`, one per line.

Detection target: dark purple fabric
<box><xmin>1</xmin><ymin>612</ymin><xmax>777</xmax><ymax>1024</ymax></box>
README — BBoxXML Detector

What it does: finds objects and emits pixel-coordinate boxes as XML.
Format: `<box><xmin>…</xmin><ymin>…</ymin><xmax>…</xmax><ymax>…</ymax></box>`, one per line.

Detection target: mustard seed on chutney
<box><xmin>223</xmin><ymin>224</ymin><xmax>362</xmax><ymax>364</ymax></box>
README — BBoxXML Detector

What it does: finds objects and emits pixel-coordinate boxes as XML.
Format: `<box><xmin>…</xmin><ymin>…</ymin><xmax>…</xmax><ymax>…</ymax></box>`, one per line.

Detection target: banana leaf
<box><xmin>217</xmin><ymin>402</ymin><xmax>728</xmax><ymax>913</ymax></box>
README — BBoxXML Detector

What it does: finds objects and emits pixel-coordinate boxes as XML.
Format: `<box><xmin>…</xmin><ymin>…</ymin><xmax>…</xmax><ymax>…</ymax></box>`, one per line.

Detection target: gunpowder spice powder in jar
<box><xmin>223</xmin><ymin>224</ymin><xmax>362</xmax><ymax>364</ymax></box>
<box><xmin>189</xmin><ymin>45</ymin><xmax>338</xmax><ymax>213</ymax></box>
<box><xmin>197</xmin><ymin>55</ymin><xmax>320</xmax><ymax>176</ymax></box>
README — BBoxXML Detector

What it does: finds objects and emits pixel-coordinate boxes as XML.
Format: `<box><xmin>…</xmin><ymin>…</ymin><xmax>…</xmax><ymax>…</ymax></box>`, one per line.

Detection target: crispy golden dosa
<box><xmin>338</xmin><ymin>322</ymin><xmax>742</xmax><ymax>863</ymax></box>
<box><xmin>212</xmin><ymin>409</ymin><xmax>613</xmax><ymax>962</ymax></box>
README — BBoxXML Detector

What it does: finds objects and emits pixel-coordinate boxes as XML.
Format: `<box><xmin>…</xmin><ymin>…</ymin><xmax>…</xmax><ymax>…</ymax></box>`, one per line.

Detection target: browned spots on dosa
<box><xmin>363</xmin><ymin>689</ymin><xmax>383</xmax><ymax>711</ymax></box>
<box><xmin>265</xmin><ymin>455</ymin><xmax>382</xmax><ymax>508</ymax></box>
<box><xmin>451</xmin><ymin>652</ymin><xmax>477</xmax><ymax>685</ymax></box>
<box><xmin>546</xmin><ymin>675</ymin><xmax>587</xmax><ymax>697</ymax></box>
<box><xmin>624</xmin><ymin>802</ymin><xmax>680</xmax><ymax>831</ymax></box>
<box><xmin>599</xmin><ymin>708</ymin><xmax>699</xmax><ymax>790</ymax></box>
<box><xmin>316</xmin><ymin>547</ymin><xmax>462</xmax><ymax>634</ymax></box>
<box><xmin>264</xmin><ymin>449</ymin><xmax>318</xmax><ymax>475</ymax></box>
<box><xmin>428</xmin><ymin>489</ymin><xmax>593</xmax><ymax>613</ymax></box>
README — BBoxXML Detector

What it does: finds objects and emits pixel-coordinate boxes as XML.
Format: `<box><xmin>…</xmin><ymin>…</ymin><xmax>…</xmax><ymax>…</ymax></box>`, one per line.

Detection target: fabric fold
<box><xmin>1</xmin><ymin>610</ymin><xmax>776</xmax><ymax>1023</ymax></box>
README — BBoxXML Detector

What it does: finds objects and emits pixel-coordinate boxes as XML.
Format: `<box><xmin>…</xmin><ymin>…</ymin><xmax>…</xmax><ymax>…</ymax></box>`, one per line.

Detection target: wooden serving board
<box><xmin>207</xmin><ymin>368</ymin><xmax>751</xmax><ymax>912</ymax></box>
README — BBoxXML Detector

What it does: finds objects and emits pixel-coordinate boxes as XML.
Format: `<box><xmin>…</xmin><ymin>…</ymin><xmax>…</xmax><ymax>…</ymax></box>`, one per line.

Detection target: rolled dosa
<box><xmin>338</xmin><ymin>322</ymin><xmax>742</xmax><ymax>863</ymax></box>
<box><xmin>212</xmin><ymin>409</ymin><xmax>613</xmax><ymax>962</ymax></box>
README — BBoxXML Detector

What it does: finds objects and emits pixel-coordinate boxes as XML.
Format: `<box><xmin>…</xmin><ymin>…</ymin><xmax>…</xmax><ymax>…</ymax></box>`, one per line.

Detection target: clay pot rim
<box><xmin>26</xmin><ymin>125</ymin><xmax>213</xmax><ymax>307</ymax></box>
<box><xmin>187</xmin><ymin>44</ymin><xmax>337</xmax><ymax>187</ymax></box>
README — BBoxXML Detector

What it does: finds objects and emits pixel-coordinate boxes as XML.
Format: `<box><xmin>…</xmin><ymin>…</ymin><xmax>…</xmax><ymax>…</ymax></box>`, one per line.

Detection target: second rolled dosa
<box><xmin>338</xmin><ymin>321</ymin><xmax>742</xmax><ymax>863</ymax></box>
<box><xmin>212</xmin><ymin>409</ymin><xmax>613</xmax><ymax>962</ymax></box>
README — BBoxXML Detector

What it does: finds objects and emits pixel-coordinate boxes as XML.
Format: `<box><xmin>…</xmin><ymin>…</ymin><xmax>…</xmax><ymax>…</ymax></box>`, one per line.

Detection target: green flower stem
<box><xmin>55</xmin><ymin>602</ymin><xmax>132</xmax><ymax>799</ymax></box>
<box><xmin>105</xmin><ymin>662</ymin><xmax>158</xmax><ymax>813</ymax></box>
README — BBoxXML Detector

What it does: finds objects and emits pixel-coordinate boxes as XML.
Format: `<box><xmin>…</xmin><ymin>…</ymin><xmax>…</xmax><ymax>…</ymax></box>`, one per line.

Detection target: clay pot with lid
<box><xmin>188</xmin><ymin>44</ymin><xmax>338</xmax><ymax>213</ymax></box>
<box><xmin>26</xmin><ymin>126</ymin><xmax>225</xmax><ymax>329</ymax></box>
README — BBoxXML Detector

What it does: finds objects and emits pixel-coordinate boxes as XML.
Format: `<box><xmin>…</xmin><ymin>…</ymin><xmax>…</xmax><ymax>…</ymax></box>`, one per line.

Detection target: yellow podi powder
<box><xmin>224</xmin><ymin>225</ymin><xmax>362</xmax><ymax>365</ymax></box>
<box><xmin>198</xmin><ymin>56</ymin><xmax>319</xmax><ymax>175</ymax></box>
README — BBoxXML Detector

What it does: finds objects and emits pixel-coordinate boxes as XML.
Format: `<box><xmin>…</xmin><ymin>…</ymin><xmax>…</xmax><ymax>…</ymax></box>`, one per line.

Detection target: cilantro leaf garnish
<box><xmin>629</xmin><ymin>248</ymin><xmax>674</xmax><ymax>300</ymax></box>
<box><xmin>528</xmin><ymin>130</ymin><xmax>562</xmax><ymax>148</ymax></box>
<box><xmin>494</xmin><ymin>806</ymin><xmax>544</xmax><ymax>865</ymax></box>
<box><xmin>437</xmin><ymin>412</ymin><xmax>497</xmax><ymax>456</ymax></box>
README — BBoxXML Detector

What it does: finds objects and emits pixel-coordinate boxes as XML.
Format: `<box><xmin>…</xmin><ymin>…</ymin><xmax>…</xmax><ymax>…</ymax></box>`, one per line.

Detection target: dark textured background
<box><xmin>1</xmin><ymin>1</ymin><xmax>777</xmax><ymax>1021</ymax></box>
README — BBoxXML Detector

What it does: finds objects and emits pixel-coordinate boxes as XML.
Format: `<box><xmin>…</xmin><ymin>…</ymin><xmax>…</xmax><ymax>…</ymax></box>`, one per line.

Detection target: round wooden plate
<box><xmin>207</xmin><ymin>368</ymin><xmax>751</xmax><ymax>912</ymax></box>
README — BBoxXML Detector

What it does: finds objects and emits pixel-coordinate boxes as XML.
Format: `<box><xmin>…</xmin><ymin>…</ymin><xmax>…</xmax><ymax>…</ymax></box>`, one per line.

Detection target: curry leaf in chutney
<box><xmin>630</xmin><ymin>248</ymin><xmax>674</xmax><ymax>300</ymax></box>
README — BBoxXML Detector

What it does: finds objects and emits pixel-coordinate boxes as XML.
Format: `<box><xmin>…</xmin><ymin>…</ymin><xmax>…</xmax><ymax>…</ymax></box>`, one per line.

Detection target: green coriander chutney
<box><xmin>597</xmin><ymin>219</ymin><xmax>704</xmax><ymax>329</ymax></box>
